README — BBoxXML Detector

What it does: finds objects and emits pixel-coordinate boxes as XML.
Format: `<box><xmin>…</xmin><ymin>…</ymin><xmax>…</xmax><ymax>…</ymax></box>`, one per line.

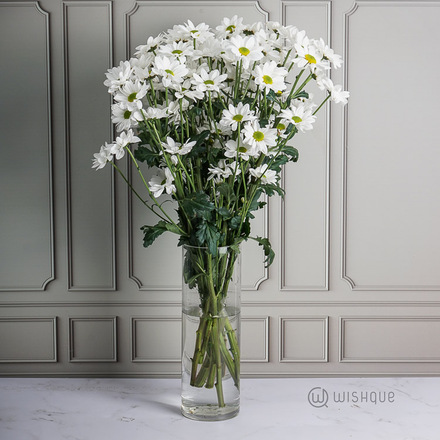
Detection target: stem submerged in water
<box><xmin>185</xmin><ymin>246</ymin><xmax>240</xmax><ymax>408</ymax></box>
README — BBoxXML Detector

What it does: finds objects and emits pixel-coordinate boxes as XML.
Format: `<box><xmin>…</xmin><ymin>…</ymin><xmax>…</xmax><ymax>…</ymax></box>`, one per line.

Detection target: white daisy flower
<box><xmin>148</xmin><ymin>167</ymin><xmax>176</xmax><ymax>198</ymax></box>
<box><xmin>114</xmin><ymin>80</ymin><xmax>148</xmax><ymax>111</ymax></box>
<box><xmin>158</xmin><ymin>41</ymin><xmax>193</xmax><ymax>62</ymax></box>
<box><xmin>215</xmin><ymin>15</ymin><xmax>245</xmax><ymax>37</ymax></box>
<box><xmin>243</xmin><ymin>120</ymin><xmax>278</xmax><ymax>155</ymax></box>
<box><xmin>254</xmin><ymin>60</ymin><xmax>287</xmax><ymax>94</ymax></box>
<box><xmin>104</xmin><ymin>61</ymin><xmax>133</xmax><ymax>93</ymax></box>
<box><xmin>92</xmin><ymin>143</ymin><xmax>113</xmax><ymax>170</ymax></box>
<box><xmin>192</xmin><ymin>67</ymin><xmax>228</xmax><ymax>94</ymax></box>
<box><xmin>176</xmin><ymin>20</ymin><xmax>213</xmax><ymax>42</ymax></box>
<box><xmin>294</xmin><ymin>39</ymin><xmax>329</xmax><ymax>70</ymax></box>
<box><xmin>226</xmin><ymin>35</ymin><xmax>263</xmax><ymax>68</ymax></box>
<box><xmin>134</xmin><ymin>35</ymin><xmax>163</xmax><ymax>57</ymax></box>
<box><xmin>207</xmin><ymin>159</ymin><xmax>240</xmax><ymax>183</ymax></box>
<box><xmin>314</xmin><ymin>38</ymin><xmax>343</xmax><ymax>69</ymax></box>
<box><xmin>161</xmin><ymin>137</ymin><xmax>196</xmax><ymax>164</ymax></box>
<box><xmin>110</xmin><ymin>129</ymin><xmax>141</xmax><ymax>160</ymax></box>
<box><xmin>152</xmin><ymin>56</ymin><xmax>189</xmax><ymax>88</ymax></box>
<box><xmin>172</xmin><ymin>79</ymin><xmax>205</xmax><ymax>101</ymax></box>
<box><xmin>316</xmin><ymin>77</ymin><xmax>349</xmax><ymax>105</ymax></box>
<box><xmin>220</xmin><ymin>103</ymin><xmax>256</xmax><ymax>131</ymax></box>
<box><xmin>280</xmin><ymin>104</ymin><xmax>316</xmax><ymax>132</ymax></box>
<box><xmin>249</xmin><ymin>164</ymin><xmax>277</xmax><ymax>185</ymax></box>
<box><xmin>111</xmin><ymin>103</ymin><xmax>139</xmax><ymax>132</ymax></box>
<box><xmin>224</xmin><ymin>138</ymin><xmax>257</xmax><ymax>161</ymax></box>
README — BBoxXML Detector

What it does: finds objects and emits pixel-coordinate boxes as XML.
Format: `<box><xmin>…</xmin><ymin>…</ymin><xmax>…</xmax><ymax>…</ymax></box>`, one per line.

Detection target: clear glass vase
<box><xmin>181</xmin><ymin>244</ymin><xmax>241</xmax><ymax>421</ymax></box>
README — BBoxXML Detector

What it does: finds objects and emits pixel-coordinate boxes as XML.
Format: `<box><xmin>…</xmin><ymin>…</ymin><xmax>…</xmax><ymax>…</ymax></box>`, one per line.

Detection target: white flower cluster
<box><xmin>93</xmin><ymin>16</ymin><xmax>348</xmax><ymax>198</ymax></box>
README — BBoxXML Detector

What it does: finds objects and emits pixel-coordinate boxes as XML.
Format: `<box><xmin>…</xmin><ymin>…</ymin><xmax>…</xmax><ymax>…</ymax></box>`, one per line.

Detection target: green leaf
<box><xmin>216</xmin><ymin>206</ymin><xmax>232</xmax><ymax>219</ymax></box>
<box><xmin>140</xmin><ymin>221</ymin><xmax>168</xmax><ymax>247</ymax></box>
<box><xmin>249</xmin><ymin>236</ymin><xmax>275</xmax><ymax>267</ymax></box>
<box><xmin>283</xmin><ymin>146</ymin><xmax>299</xmax><ymax>162</ymax></box>
<box><xmin>248</xmin><ymin>188</ymin><xmax>264</xmax><ymax>212</ymax></box>
<box><xmin>180</xmin><ymin>191</ymin><xmax>215</xmax><ymax>219</ymax></box>
<box><xmin>195</xmin><ymin>221</ymin><xmax>221</xmax><ymax>255</ymax></box>
<box><xmin>262</xmin><ymin>183</ymin><xmax>285</xmax><ymax>198</ymax></box>
<box><xmin>134</xmin><ymin>145</ymin><xmax>162</xmax><ymax>167</ymax></box>
<box><xmin>230</xmin><ymin>215</ymin><xmax>242</xmax><ymax>230</ymax></box>
<box><xmin>270</xmin><ymin>154</ymin><xmax>289</xmax><ymax>172</ymax></box>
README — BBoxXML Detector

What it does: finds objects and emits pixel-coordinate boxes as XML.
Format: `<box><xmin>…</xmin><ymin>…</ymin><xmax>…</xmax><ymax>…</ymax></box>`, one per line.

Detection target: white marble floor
<box><xmin>0</xmin><ymin>377</ymin><xmax>439</xmax><ymax>440</ymax></box>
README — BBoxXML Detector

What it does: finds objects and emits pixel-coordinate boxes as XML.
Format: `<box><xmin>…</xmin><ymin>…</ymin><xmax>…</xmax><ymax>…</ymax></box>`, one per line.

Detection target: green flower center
<box><xmin>124</xmin><ymin>110</ymin><xmax>132</xmax><ymax>119</ymax></box>
<box><xmin>238</xmin><ymin>146</ymin><xmax>247</xmax><ymax>153</ymax></box>
<box><xmin>127</xmin><ymin>92</ymin><xmax>137</xmax><ymax>102</ymax></box>
<box><xmin>292</xmin><ymin>116</ymin><xmax>302</xmax><ymax>123</ymax></box>
<box><xmin>226</xmin><ymin>25</ymin><xmax>236</xmax><ymax>33</ymax></box>
<box><xmin>305</xmin><ymin>54</ymin><xmax>317</xmax><ymax>64</ymax></box>
<box><xmin>263</xmin><ymin>75</ymin><xmax>273</xmax><ymax>85</ymax></box>
<box><xmin>165</xmin><ymin>69</ymin><xmax>174</xmax><ymax>76</ymax></box>
<box><xmin>239</xmin><ymin>47</ymin><xmax>250</xmax><ymax>56</ymax></box>
<box><xmin>253</xmin><ymin>131</ymin><xmax>265</xmax><ymax>142</ymax></box>
<box><xmin>232</xmin><ymin>114</ymin><xmax>243</xmax><ymax>122</ymax></box>
<box><xmin>172</xmin><ymin>49</ymin><xmax>183</xmax><ymax>54</ymax></box>
<box><xmin>204</xmin><ymin>79</ymin><xmax>215</xmax><ymax>85</ymax></box>
<box><xmin>277</xmin><ymin>122</ymin><xmax>286</xmax><ymax>130</ymax></box>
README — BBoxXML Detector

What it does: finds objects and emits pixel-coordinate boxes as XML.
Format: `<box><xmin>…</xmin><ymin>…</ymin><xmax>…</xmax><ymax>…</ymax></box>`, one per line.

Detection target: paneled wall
<box><xmin>1</xmin><ymin>0</ymin><xmax>440</xmax><ymax>377</ymax></box>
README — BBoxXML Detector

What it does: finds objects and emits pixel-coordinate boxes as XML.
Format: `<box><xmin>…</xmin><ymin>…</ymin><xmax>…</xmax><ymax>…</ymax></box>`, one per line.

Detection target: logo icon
<box><xmin>308</xmin><ymin>387</ymin><xmax>329</xmax><ymax>408</ymax></box>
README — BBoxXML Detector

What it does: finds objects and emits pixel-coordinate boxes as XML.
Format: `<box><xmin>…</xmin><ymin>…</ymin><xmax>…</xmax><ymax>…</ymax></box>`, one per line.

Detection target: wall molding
<box><xmin>339</xmin><ymin>316</ymin><xmax>440</xmax><ymax>362</ymax></box>
<box><xmin>279</xmin><ymin>0</ymin><xmax>331</xmax><ymax>291</ymax></box>
<box><xmin>63</xmin><ymin>1</ymin><xmax>116</xmax><ymax>291</ymax></box>
<box><xmin>0</xmin><ymin>317</ymin><xmax>57</xmax><ymax>363</ymax></box>
<box><xmin>68</xmin><ymin>317</ymin><xmax>117</xmax><ymax>362</ymax></box>
<box><xmin>279</xmin><ymin>316</ymin><xmax>328</xmax><ymax>362</ymax></box>
<box><xmin>242</xmin><ymin>316</ymin><xmax>270</xmax><ymax>363</ymax></box>
<box><xmin>341</xmin><ymin>0</ymin><xmax>440</xmax><ymax>291</ymax></box>
<box><xmin>0</xmin><ymin>1</ymin><xmax>55</xmax><ymax>292</ymax></box>
<box><xmin>131</xmin><ymin>317</ymin><xmax>181</xmax><ymax>362</ymax></box>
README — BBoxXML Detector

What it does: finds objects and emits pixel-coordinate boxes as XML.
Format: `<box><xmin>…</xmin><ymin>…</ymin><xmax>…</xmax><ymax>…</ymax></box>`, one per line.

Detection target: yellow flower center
<box><xmin>253</xmin><ymin>131</ymin><xmax>265</xmax><ymax>142</ymax></box>
<box><xmin>263</xmin><ymin>75</ymin><xmax>273</xmax><ymax>85</ymax></box>
<box><xmin>292</xmin><ymin>116</ymin><xmax>302</xmax><ymax>123</ymax></box>
<box><xmin>305</xmin><ymin>54</ymin><xmax>316</xmax><ymax>64</ymax></box>
<box><xmin>239</xmin><ymin>47</ymin><xmax>250</xmax><ymax>56</ymax></box>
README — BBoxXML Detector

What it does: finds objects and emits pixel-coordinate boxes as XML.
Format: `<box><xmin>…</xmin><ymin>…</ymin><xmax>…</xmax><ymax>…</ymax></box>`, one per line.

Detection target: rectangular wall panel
<box><xmin>279</xmin><ymin>316</ymin><xmax>328</xmax><ymax>362</ymax></box>
<box><xmin>131</xmin><ymin>317</ymin><xmax>181</xmax><ymax>362</ymax></box>
<box><xmin>342</xmin><ymin>2</ymin><xmax>440</xmax><ymax>290</ymax></box>
<box><xmin>280</xmin><ymin>1</ymin><xmax>331</xmax><ymax>290</ymax></box>
<box><xmin>340</xmin><ymin>317</ymin><xmax>440</xmax><ymax>362</ymax></box>
<box><xmin>69</xmin><ymin>317</ymin><xmax>117</xmax><ymax>362</ymax></box>
<box><xmin>64</xmin><ymin>2</ymin><xmax>115</xmax><ymax>290</ymax></box>
<box><xmin>241</xmin><ymin>317</ymin><xmax>269</xmax><ymax>362</ymax></box>
<box><xmin>0</xmin><ymin>318</ymin><xmax>57</xmax><ymax>363</ymax></box>
<box><xmin>0</xmin><ymin>2</ymin><xmax>54</xmax><ymax>291</ymax></box>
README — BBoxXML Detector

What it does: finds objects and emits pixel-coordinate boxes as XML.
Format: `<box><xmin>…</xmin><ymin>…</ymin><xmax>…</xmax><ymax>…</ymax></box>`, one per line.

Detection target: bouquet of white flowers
<box><xmin>93</xmin><ymin>15</ymin><xmax>348</xmax><ymax>418</ymax></box>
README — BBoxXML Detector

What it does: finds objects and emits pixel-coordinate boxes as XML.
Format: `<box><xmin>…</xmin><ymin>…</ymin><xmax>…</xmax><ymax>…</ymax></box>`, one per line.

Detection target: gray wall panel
<box><xmin>64</xmin><ymin>1</ymin><xmax>115</xmax><ymax>290</ymax></box>
<box><xmin>0</xmin><ymin>2</ymin><xmax>54</xmax><ymax>291</ymax></box>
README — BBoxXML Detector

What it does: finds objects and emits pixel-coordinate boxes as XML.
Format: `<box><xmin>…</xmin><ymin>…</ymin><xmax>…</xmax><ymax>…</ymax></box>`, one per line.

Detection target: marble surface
<box><xmin>0</xmin><ymin>377</ymin><xmax>439</xmax><ymax>439</ymax></box>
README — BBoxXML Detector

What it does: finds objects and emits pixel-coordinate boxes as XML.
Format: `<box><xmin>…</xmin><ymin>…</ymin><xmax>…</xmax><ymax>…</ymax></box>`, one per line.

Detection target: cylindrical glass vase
<box><xmin>181</xmin><ymin>244</ymin><xmax>241</xmax><ymax>421</ymax></box>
